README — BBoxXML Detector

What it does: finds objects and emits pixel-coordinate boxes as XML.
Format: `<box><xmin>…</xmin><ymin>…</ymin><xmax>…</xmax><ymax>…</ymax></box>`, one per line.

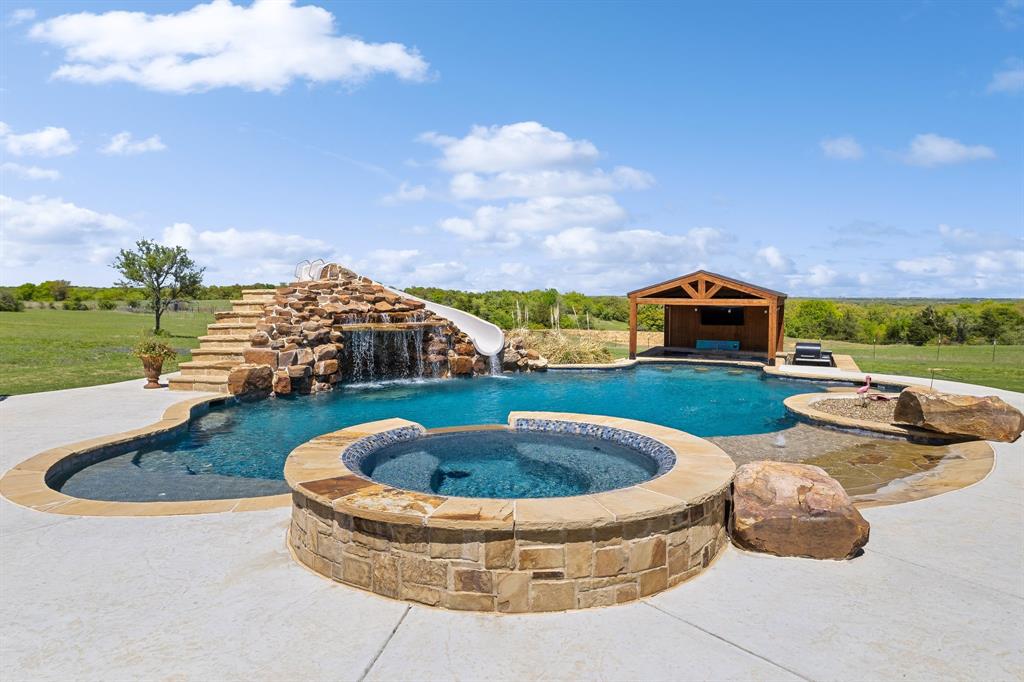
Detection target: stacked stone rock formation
<box><xmin>171</xmin><ymin>264</ymin><xmax>543</xmax><ymax>396</ymax></box>
<box><xmin>501</xmin><ymin>335</ymin><xmax>550</xmax><ymax>372</ymax></box>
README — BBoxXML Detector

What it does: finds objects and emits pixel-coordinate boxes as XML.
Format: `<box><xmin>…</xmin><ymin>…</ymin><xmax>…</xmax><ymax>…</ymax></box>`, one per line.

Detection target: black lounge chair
<box><xmin>793</xmin><ymin>342</ymin><xmax>834</xmax><ymax>367</ymax></box>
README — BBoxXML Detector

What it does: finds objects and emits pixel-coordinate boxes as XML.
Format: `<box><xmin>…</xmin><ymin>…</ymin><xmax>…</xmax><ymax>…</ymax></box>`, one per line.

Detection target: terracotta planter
<box><xmin>140</xmin><ymin>355</ymin><xmax>165</xmax><ymax>389</ymax></box>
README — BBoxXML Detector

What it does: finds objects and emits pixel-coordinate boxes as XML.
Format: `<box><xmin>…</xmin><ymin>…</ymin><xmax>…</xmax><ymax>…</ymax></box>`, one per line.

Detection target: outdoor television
<box><xmin>700</xmin><ymin>307</ymin><xmax>744</xmax><ymax>326</ymax></box>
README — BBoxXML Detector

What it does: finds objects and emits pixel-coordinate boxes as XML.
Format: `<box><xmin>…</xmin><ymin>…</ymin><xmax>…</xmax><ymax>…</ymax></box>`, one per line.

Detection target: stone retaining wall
<box><xmin>289</xmin><ymin>489</ymin><xmax>728</xmax><ymax>612</ymax></box>
<box><xmin>285</xmin><ymin>412</ymin><xmax>735</xmax><ymax>612</ymax></box>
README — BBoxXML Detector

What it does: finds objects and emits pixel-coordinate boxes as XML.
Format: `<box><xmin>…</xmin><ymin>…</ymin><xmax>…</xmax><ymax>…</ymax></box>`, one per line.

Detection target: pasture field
<box><xmin>0</xmin><ymin>309</ymin><xmax>216</xmax><ymax>395</ymax></box>
<box><xmin>1</xmin><ymin>310</ymin><xmax>1020</xmax><ymax>394</ymax></box>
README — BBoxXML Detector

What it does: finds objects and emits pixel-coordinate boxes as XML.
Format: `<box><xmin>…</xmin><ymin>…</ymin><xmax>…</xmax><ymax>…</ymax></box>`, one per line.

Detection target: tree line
<box><xmin>4</xmin><ymin>274</ymin><xmax>1021</xmax><ymax>346</ymax></box>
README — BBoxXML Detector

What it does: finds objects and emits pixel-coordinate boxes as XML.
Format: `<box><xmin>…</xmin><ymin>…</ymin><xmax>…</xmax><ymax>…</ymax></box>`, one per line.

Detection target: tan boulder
<box><xmin>893</xmin><ymin>386</ymin><xmax>1023</xmax><ymax>443</ymax></box>
<box><xmin>249</xmin><ymin>331</ymin><xmax>270</xmax><ymax>347</ymax></box>
<box><xmin>314</xmin><ymin>359</ymin><xmax>339</xmax><ymax>376</ymax></box>
<box><xmin>243</xmin><ymin>348</ymin><xmax>278</xmax><ymax>367</ymax></box>
<box><xmin>227</xmin><ymin>364</ymin><xmax>274</xmax><ymax>399</ymax></box>
<box><xmin>448</xmin><ymin>354</ymin><xmax>475</xmax><ymax>376</ymax></box>
<box><xmin>272</xmin><ymin>370</ymin><xmax>291</xmax><ymax>395</ymax></box>
<box><xmin>732</xmin><ymin>461</ymin><xmax>869</xmax><ymax>560</ymax></box>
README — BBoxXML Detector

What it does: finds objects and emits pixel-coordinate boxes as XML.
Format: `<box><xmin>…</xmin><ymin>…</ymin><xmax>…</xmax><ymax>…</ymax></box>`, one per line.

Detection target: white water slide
<box><xmin>292</xmin><ymin>260</ymin><xmax>505</xmax><ymax>357</ymax></box>
<box><xmin>389</xmin><ymin>286</ymin><xmax>506</xmax><ymax>357</ymax></box>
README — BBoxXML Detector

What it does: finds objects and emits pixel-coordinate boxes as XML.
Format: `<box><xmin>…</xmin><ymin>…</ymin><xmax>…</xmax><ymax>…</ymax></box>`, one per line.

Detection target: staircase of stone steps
<box><xmin>168</xmin><ymin>289</ymin><xmax>274</xmax><ymax>393</ymax></box>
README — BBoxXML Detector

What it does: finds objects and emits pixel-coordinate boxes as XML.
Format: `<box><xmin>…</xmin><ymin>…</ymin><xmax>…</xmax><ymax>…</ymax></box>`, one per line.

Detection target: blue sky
<box><xmin>1</xmin><ymin>0</ymin><xmax>1021</xmax><ymax>296</ymax></box>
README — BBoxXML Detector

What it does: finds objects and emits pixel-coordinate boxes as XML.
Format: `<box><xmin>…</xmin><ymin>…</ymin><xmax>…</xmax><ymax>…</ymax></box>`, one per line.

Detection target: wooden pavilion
<box><xmin>627</xmin><ymin>271</ymin><xmax>786</xmax><ymax>362</ymax></box>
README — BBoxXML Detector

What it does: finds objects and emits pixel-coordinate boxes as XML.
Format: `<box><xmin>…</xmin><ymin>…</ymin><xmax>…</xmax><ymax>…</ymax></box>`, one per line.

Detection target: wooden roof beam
<box><xmin>635</xmin><ymin>297</ymin><xmax>770</xmax><ymax>306</ymax></box>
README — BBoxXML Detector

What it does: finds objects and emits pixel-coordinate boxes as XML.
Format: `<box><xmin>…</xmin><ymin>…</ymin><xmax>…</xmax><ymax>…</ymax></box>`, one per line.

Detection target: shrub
<box><xmin>62</xmin><ymin>297</ymin><xmax>89</xmax><ymax>311</ymax></box>
<box><xmin>0</xmin><ymin>292</ymin><xmax>24</xmax><ymax>312</ymax></box>
<box><xmin>508</xmin><ymin>329</ymin><xmax>613</xmax><ymax>364</ymax></box>
<box><xmin>97</xmin><ymin>300</ymin><xmax>118</xmax><ymax>310</ymax></box>
<box><xmin>132</xmin><ymin>336</ymin><xmax>177</xmax><ymax>360</ymax></box>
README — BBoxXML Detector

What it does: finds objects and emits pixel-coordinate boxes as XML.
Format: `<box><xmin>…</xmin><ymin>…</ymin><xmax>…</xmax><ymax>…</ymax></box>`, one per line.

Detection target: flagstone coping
<box><xmin>0</xmin><ymin>394</ymin><xmax>290</xmax><ymax>516</ymax></box>
<box><xmin>784</xmin><ymin>392</ymin><xmax>966</xmax><ymax>442</ymax></box>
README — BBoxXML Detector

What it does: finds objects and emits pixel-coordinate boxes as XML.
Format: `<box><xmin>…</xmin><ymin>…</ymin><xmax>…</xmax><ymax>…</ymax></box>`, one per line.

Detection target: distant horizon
<box><xmin>4</xmin><ymin>277</ymin><xmax>1021</xmax><ymax>304</ymax></box>
<box><xmin>2</xmin><ymin>1</ymin><xmax>1021</xmax><ymax>297</ymax></box>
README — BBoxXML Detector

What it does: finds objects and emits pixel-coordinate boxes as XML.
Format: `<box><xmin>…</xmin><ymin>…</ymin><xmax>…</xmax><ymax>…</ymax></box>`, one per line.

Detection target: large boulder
<box><xmin>732</xmin><ymin>461</ymin><xmax>869</xmax><ymax>560</ymax></box>
<box><xmin>893</xmin><ymin>387</ymin><xmax>1023</xmax><ymax>443</ymax></box>
<box><xmin>227</xmin><ymin>364</ymin><xmax>274</xmax><ymax>399</ymax></box>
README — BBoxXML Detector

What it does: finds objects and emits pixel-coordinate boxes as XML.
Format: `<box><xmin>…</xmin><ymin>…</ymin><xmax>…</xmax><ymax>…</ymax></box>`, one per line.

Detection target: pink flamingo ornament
<box><xmin>857</xmin><ymin>375</ymin><xmax>872</xmax><ymax>406</ymax></box>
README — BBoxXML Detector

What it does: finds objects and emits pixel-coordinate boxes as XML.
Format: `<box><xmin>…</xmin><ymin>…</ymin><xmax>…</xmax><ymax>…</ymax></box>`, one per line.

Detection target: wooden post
<box><xmin>628</xmin><ymin>297</ymin><xmax>638</xmax><ymax>359</ymax></box>
<box><xmin>767</xmin><ymin>301</ymin><xmax>777</xmax><ymax>365</ymax></box>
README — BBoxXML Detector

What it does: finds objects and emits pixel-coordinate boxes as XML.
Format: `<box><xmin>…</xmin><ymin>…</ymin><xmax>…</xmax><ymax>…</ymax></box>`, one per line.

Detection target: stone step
<box><xmin>207</xmin><ymin>322</ymin><xmax>258</xmax><ymax>335</ymax></box>
<box><xmin>242</xmin><ymin>289</ymin><xmax>276</xmax><ymax>302</ymax></box>
<box><xmin>178</xmin><ymin>360</ymin><xmax>237</xmax><ymax>377</ymax></box>
<box><xmin>189</xmin><ymin>348</ymin><xmax>246</xmax><ymax>362</ymax></box>
<box><xmin>168</xmin><ymin>376</ymin><xmax>231</xmax><ymax>393</ymax></box>
<box><xmin>214</xmin><ymin>310</ymin><xmax>265</xmax><ymax>323</ymax></box>
<box><xmin>198</xmin><ymin>334</ymin><xmax>252</xmax><ymax>350</ymax></box>
<box><xmin>230</xmin><ymin>300</ymin><xmax>267</xmax><ymax>312</ymax></box>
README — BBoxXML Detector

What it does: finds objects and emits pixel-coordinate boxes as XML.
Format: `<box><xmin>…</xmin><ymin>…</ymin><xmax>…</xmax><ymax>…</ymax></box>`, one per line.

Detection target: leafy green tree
<box><xmin>976</xmin><ymin>304</ymin><xmax>1024</xmax><ymax>344</ymax></box>
<box><xmin>905</xmin><ymin>315</ymin><xmax>934</xmax><ymax>346</ymax></box>
<box><xmin>13</xmin><ymin>283</ymin><xmax>36</xmax><ymax>301</ymax></box>
<box><xmin>637</xmin><ymin>305</ymin><xmax>664</xmax><ymax>332</ymax></box>
<box><xmin>111</xmin><ymin>240</ymin><xmax>204</xmax><ymax>332</ymax></box>
<box><xmin>785</xmin><ymin>300</ymin><xmax>840</xmax><ymax>338</ymax></box>
<box><xmin>35</xmin><ymin>279</ymin><xmax>71</xmax><ymax>301</ymax></box>
<box><xmin>0</xmin><ymin>292</ymin><xmax>24</xmax><ymax>312</ymax></box>
<box><xmin>947</xmin><ymin>304</ymin><xmax>977</xmax><ymax>344</ymax></box>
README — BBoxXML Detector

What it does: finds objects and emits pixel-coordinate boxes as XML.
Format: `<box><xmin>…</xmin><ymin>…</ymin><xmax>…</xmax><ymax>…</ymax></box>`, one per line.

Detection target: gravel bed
<box><xmin>812</xmin><ymin>396</ymin><xmax>897</xmax><ymax>424</ymax></box>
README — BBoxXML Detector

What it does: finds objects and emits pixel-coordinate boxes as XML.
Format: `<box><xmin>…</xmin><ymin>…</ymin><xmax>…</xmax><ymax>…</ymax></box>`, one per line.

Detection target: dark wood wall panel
<box><xmin>665</xmin><ymin>307</ymin><xmax>770</xmax><ymax>352</ymax></box>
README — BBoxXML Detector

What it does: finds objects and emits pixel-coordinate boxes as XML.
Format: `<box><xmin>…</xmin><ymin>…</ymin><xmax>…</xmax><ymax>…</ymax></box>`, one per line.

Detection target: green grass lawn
<box><xmin>1</xmin><ymin>310</ymin><xmax>1020</xmax><ymax>395</ymax></box>
<box><xmin>816</xmin><ymin>339</ymin><xmax>1023</xmax><ymax>393</ymax></box>
<box><xmin>0</xmin><ymin>309</ymin><xmax>215</xmax><ymax>395</ymax></box>
<box><xmin>604</xmin><ymin>336</ymin><xmax>1022</xmax><ymax>392</ymax></box>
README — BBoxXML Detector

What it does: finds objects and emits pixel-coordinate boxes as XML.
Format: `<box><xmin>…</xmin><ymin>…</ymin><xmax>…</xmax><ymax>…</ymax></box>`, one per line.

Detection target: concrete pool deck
<box><xmin>1</xmin><ymin>370</ymin><xmax>1022</xmax><ymax>680</ymax></box>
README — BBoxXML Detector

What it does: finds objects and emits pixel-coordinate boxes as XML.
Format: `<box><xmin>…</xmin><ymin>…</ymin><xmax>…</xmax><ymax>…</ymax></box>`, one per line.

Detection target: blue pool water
<box><xmin>360</xmin><ymin>430</ymin><xmax>660</xmax><ymax>498</ymax></box>
<box><xmin>57</xmin><ymin>365</ymin><xmax>828</xmax><ymax>501</ymax></box>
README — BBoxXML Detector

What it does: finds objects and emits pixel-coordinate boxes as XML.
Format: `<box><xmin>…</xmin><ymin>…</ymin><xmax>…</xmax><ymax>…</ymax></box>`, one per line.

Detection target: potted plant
<box><xmin>133</xmin><ymin>336</ymin><xmax>177</xmax><ymax>389</ymax></box>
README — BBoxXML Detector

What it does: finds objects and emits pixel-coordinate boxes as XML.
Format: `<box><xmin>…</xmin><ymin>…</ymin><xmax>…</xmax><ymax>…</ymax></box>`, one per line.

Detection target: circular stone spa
<box><xmin>286</xmin><ymin>412</ymin><xmax>735</xmax><ymax>612</ymax></box>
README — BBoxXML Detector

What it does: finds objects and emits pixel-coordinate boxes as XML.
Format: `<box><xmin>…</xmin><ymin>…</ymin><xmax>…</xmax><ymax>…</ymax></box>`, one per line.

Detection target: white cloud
<box><xmin>421</xmin><ymin>122</ymin><xmax>599</xmax><ymax>173</ymax></box>
<box><xmin>820</xmin><ymin>135</ymin><xmax>864</xmax><ymax>160</ymax></box>
<box><xmin>756</xmin><ymin>245</ymin><xmax>794</xmax><ymax>272</ymax></box>
<box><xmin>349</xmin><ymin>248</ymin><xmax>469</xmax><ymax>288</ymax></box>
<box><xmin>0</xmin><ymin>122</ymin><xmax>77</xmax><ymax>157</ymax></box>
<box><xmin>440</xmin><ymin>195</ymin><xmax>627</xmax><ymax>246</ymax></box>
<box><xmin>101</xmin><ymin>131</ymin><xmax>167</xmax><ymax>155</ymax></box>
<box><xmin>0</xmin><ymin>162</ymin><xmax>60</xmax><ymax>180</ymax></box>
<box><xmin>450</xmin><ymin>166</ymin><xmax>653</xmax><ymax>200</ymax></box>
<box><xmin>997</xmin><ymin>0</ymin><xmax>1023</xmax><ymax>29</ymax></box>
<box><xmin>542</xmin><ymin>226</ymin><xmax>722</xmax><ymax>263</ymax></box>
<box><xmin>0</xmin><ymin>194</ymin><xmax>132</xmax><ymax>268</ymax></box>
<box><xmin>901</xmin><ymin>133</ymin><xmax>996</xmax><ymax>167</ymax></box>
<box><xmin>28</xmin><ymin>0</ymin><xmax>430</xmax><ymax>94</ymax></box>
<box><xmin>988</xmin><ymin>58</ymin><xmax>1024</xmax><ymax>93</ymax></box>
<box><xmin>382</xmin><ymin>182</ymin><xmax>428</xmax><ymax>204</ymax></box>
<box><xmin>894</xmin><ymin>255</ymin><xmax>958</xmax><ymax>277</ymax></box>
<box><xmin>7</xmin><ymin>8</ymin><xmax>35</xmax><ymax>26</ymax></box>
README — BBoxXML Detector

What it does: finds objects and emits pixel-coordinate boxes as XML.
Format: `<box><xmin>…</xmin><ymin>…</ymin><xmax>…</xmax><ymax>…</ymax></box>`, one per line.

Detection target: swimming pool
<box><xmin>57</xmin><ymin>365</ymin><xmax>828</xmax><ymax>501</ymax></box>
<box><xmin>358</xmin><ymin>429</ymin><xmax>664</xmax><ymax>498</ymax></box>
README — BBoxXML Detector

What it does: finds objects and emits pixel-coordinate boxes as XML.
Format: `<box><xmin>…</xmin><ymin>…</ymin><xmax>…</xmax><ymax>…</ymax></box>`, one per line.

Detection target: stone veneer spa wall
<box><xmin>285</xmin><ymin>412</ymin><xmax>735</xmax><ymax>612</ymax></box>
